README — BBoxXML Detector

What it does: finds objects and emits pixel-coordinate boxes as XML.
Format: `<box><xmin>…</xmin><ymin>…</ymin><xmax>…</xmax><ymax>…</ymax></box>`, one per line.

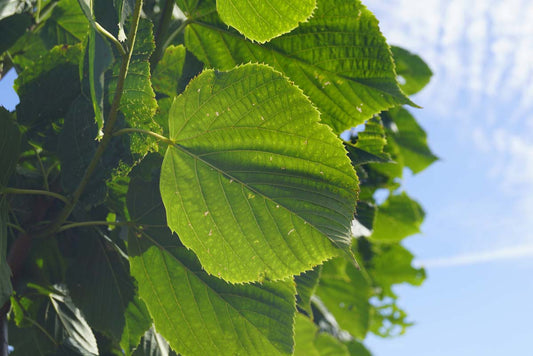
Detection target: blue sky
<box><xmin>1</xmin><ymin>1</ymin><xmax>532</xmax><ymax>354</ymax></box>
<box><xmin>363</xmin><ymin>0</ymin><xmax>533</xmax><ymax>355</ymax></box>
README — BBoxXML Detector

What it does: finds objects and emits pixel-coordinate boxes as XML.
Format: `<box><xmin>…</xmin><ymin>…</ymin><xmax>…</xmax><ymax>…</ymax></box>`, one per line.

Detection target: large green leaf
<box><xmin>0</xmin><ymin>108</ymin><xmax>20</xmax><ymax>306</ymax></box>
<box><xmin>315</xmin><ymin>257</ymin><xmax>371</xmax><ymax>339</ymax></box>
<box><xmin>184</xmin><ymin>0</ymin><xmax>413</xmax><ymax>133</ymax></box>
<box><xmin>293</xmin><ymin>314</ymin><xmax>349</xmax><ymax>356</ymax></box>
<box><xmin>370</xmin><ymin>192</ymin><xmax>424</xmax><ymax>243</ymax></box>
<box><xmin>160</xmin><ymin>64</ymin><xmax>358</xmax><ymax>283</ymax></box>
<box><xmin>107</xmin><ymin>18</ymin><xmax>159</xmax><ymax>156</ymax></box>
<box><xmin>127</xmin><ymin>176</ymin><xmax>297</xmax><ymax>356</ymax></box>
<box><xmin>392</xmin><ymin>46</ymin><xmax>432</xmax><ymax>96</ymax></box>
<box><xmin>216</xmin><ymin>0</ymin><xmax>316</xmax><ymax>43</ymax></box>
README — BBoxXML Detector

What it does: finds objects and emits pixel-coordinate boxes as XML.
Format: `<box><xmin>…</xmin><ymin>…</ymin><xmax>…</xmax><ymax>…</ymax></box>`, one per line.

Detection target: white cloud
<box><xmin>418</xmin><ymin>244</ymin><xmax>533</xmax><ymax>268</ymax></box>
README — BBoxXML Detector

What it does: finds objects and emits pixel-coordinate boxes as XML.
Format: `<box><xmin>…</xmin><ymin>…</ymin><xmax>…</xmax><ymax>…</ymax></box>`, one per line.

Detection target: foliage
<box><xmin>0</xmin><ymin>0</ymin><xmax>436</xmax><ymax>355</ymax></box>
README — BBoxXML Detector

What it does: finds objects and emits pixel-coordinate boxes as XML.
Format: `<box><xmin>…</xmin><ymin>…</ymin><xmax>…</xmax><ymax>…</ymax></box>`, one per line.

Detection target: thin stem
<box><xmin>162</xmin><ymin>19</ymin><xmax>190</xmax><ymax>52</ymax></box>
<box><xmin>2</xmin><ymin>187</ymin><xmax>70</xmax><ymax>205</ymax></box>
<box><xmin>36</xmin><ymin>0</ymin><xmax>42</xmax><ymax>23</ymax></box>
<box><xmin>38</xmin><ymin>0</ymin><xmax>145</xmax><ymax>238</ymax></box>
<box><xmin>95</xmin><ymin>22</ymin><xmax>127</xmax><ymax>57</ymax></box>
<box><xmin>113</xmin><ymin>127</ymin><xmax>174</xmax><ymax>145</ymax></box>
<box><xmin>150</xmin><ymin>0</ymin><xmax>175</xmax><ymax>70</ymax></box>
<box><xmin>57</xmin><ymin>220</ymin><xmax>132</xmax><ymax>233</ymax></box>
<box><xmin>32</xmin><ymin>145</ymin><xmax>49</xmax><ymax>191</ymax></box>
<box><xmin>6</xmin><ymin>222</ymin><xmax>25</xmax><ymax>234</ymax></box>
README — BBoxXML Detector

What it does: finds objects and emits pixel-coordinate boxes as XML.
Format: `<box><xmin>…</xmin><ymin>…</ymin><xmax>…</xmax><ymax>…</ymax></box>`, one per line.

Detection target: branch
<box><xmin>2</xmin><ymin>187</ymin><xmax>70</xmax><ymax>205</ymax></box>
<box><xmin>37</xmin><ymin>0</ymin><xmax>145</xmax><ymax>239</ymax></box>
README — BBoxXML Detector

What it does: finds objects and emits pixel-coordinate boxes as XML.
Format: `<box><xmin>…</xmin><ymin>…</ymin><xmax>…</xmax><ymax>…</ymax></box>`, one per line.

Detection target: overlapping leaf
<box><xmin>152</xmin><ymin>45</ymin><xmax>187</xmax><ymax>97</ymax></box>
<box><xmin>217</xmin><ymin>0</ymin><xmax>316</xmax><ymax>43</ymax></box>
<box><xmin>315</xmin><ymin>257</ymin><xmax>371</xmax><ymax>339</ymax></box>
<box><xmin>127</xmin><ymin>176</ymin><xmax>297</xmax><ymax>356</ymax></box>
<box><xmin>293</xmin><ymin>314</ymin><xmax>349</xmax><ymax>356</ymax></box>
<box><xmin>295</xmin><ymin>266</ymin><xmax>321</xmax><ymax>316</ymax></box>
<box><xmin>370</xmin><ymin>192</ymin><xmax>424</xmax><ymax>243</ymax></box>
<box><xmin>392</xmin><ymin>46</ymin><xmax>433</xmax><ymax>96</ymax></box>
<box><xmin>184</xmin><ymin>0</ymin><xmax>413</xmax><ymax>133</ymax></box>
<box><xmin>160</xmin><ymin>64</ymin><xmax>358</xmax><ymax>283</ymax></box>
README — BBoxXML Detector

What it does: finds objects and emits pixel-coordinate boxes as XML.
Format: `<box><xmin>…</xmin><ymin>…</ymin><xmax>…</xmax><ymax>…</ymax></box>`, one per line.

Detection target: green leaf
<box><xmin>293</xmin><ymin>314</ymin><xmax>349</xmax><ymax>356</ymax></box>
<box><xmin>315</xmin><ymin>257</ymin><xmax>371</xmax><ymax>339</ymax></box>
<box><xmin>58</xmin><ymin>95</ymin><xmax>132</xmax><ymax>207</ymax></box>
<box><xmin>369</xmin><ymin>243</ymin><xmax>425</xmax><ymax>292</ymax></box>
<box><xmin>127</xmin><ymin>176</ymin><xmax>297</xmax><ymax>356</ymax></box>
<box><xmin>10</xmin><ymin>0</ymin><xmax>89</xmax><ymax>69</ymax></box>
<box><xmin>382</xmin><ymin>107</ymin><xmax>438</xmax><ymax>174</ymax></box>
<box><xmin>107</xmin><ymin>18</ymin><xmax>159</xmax><ymax>156</ymax></box>
<box><xmin>345</xmin><ymin>340</ymin><xmax>372</xmax><ymax>356</ymax></box>
<box><xmin>160</xmin><ymin>64</ymin><xmax>358</xmax><ymax>283</ymax></box>
<box><xmin>216</xmin><ymin>0</ymin><xmax>316</xmax><ymax>43</ymax></box>
<box><xmin>0</xmin><ymin>13</ymin><xmax>31</xmax><ymax>54</ymax></box>
<box><xmin>392</xmin><ymin>46</ymin><xmax>432</xmax><ymax>96</ymax></box>
<box><xmin>370</xmin><ymin>192</ymin><xmax>424</xmax><ymax>243</ymax></box>
<box><xmin>185</xmin><ymin>0</ymin><xmax>413</xmax><ymax>133</ymax></box>
<box><xmin>131</xmin><ymin>327</ymin><xmax>177</xmax><ymax>356</ymax></box>
<box><xmin>295</xmin><ymin>266</ymin><xmax>321</xmax><ymax>316</ymax></box>
<box><xmin>0</xmin><ymin>108</ymin><xmax>20</xmax><ymax>305</ymax></box>
<box><xmin>345</xmin><ymin>117</ymin><xmax>391</xmax><ymax>166</ymax></box>
<box><xmin>65</xmin><ymin>229</ymin><xmax>147</xmax><ymax>345</ymax></box>
<box><xmin>121</xmin><ymin>297</ymin><xmax>153</xmax><ymax>356</ymax></box>
<box><xmin>152</xmin><ymin>44</ymin><xmax>186</xmax><ymax>97</ymax></box>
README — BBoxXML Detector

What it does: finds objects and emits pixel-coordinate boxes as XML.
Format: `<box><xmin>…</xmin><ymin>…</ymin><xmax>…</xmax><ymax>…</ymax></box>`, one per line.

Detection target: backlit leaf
<box><xmin>217</xmin><ymin>0</ymin><xmax>316</xmax><ymax>43</ymax></box>
<box><xmin>127</xmin><ymin>176</ymin><xmax>297</xmax><ymax>356</ymax></box>
<box><xmin>160</xmin><ymin>64</ymin><xmax>358</xmax><ymax>283</ymax></box>
<box><xmin>392</xmin><ymin>46</ymin><xmax>433</xmax><ymax>96</ymax></box>
<box><xmin>295</xmin><ymin>266</ymin><xmax>321</xmax><ymax>316</ymax></box>
<box><xmin>293</xmin><ymin>314</ymin><xmax>349</xmax><ymax>356</ymax></box>
<box><xmin>315</xmin><ymin>257</ymin><xmax>371</xmax><ymax>339</ymax></box>
<box><xmin>370</xmin><ymin>192</ymin><xmax>424</xmax><ymax>243</ymax></box>
<box><xmin>152</xmin><ymin>44</ymin><xmax>187</xmax><ymax>97</ymax></box>
<box><xmin>185</xmin><ymin>0</ymin><xmax>413</xmax><ymax>133</ymax></box>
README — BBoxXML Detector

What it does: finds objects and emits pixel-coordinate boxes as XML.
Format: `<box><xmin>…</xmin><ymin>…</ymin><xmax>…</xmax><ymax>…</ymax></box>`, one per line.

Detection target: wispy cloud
<box><xmin>418</xmin><ymin>244</ymin><xmax>533</xmax><ymax>268</ymax></box>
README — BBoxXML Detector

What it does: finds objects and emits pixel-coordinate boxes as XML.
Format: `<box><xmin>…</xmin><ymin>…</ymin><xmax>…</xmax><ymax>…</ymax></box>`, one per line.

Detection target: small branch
<box><xmin>95</xmin><ymin>22</ymin><xmax>127</xmax><ymax>57</ymax></box>
<box><xmin>2</xmin><ymin>187</ymin><xmax>70</xmax><ymax>205</ymax></box>
<box><xmin>38</xmin><ymin>0</ymin><xmax>145</xmax><ymax>239</ymax></box>
<box><xmin>57</xmin><ymin>220</ymin><xmax>132</xmax><ymax>233</ymax></box>
<box><xmin>162</xmin><ymin>19</ymin><xmax>190</xmax><ymax>52</ymax></box>
<box><xmin>6</xmin><ymin>222</ymin><xmax>25</xmax><ymax>234</ymax></box>
<box><xmin>150</xmin><ymin>0</ymin><xmax>175</xmax><ymax>70</ymax></box>
<box><xmin>31</xmin><ymin>145</ymin><xmax>49</xmax><ymax>191</ymax></box>
<box><xmin>113</xmin><ymin>127</ymin><xmax>174</xmax><ymax>145</ymax></box>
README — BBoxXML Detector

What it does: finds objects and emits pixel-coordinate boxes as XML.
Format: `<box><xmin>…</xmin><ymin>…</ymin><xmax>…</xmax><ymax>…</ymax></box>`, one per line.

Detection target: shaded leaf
<box><xmin>160</xmin><ymin>64</ymin><xmax>358</xmax><ymax>283</ymax></box>
<box><xmin>345</xmin><ymin>117</ymin><xmax>391</xmax><ymax>166</ymax></box>
<box><xmin>121</xmin><ymin>297</ymin><xmax>153</xmax><ymax>356</ymax></box>
<box><xmin>152</xmin><ymin>44</ymin><xmax>186</xmax><ymax>97</ymax></box>
<box><xmin>58</xmin><ymin>95</ymin><xmax>132</xmax><ymax>207</ymax></box>
<box><xmin>217</xmin><ymin>0</ymin><xmax>316</xmax><ymax>43</ymax></box>
<box><xmin>293</xmin><ymin>314</ymin><xmax>349</xmax><ymax>356</ymax></box>
<box><xmin>315</xmin><ymin>257</ymin><xmax>371</xmax><ymax>339</ymax></box>
<box><xmin>382</xmin><ymin>107</ymin><xmax>438</xmax><ymax>174</ymax></box>
<box><xmin>345</xmin><ymin>340</ymin><xmax>372</xmax><ymax>356</ymax></box>
<box><xmin>392</xmin><ymin>46</ymin><xmax>432</xmax><ymax>96</ymax></box>
<box><xmin>0</xmin><ymin>13</ymin><xmax>31</xmax><ymax>54</ymax></box>
<box><xmin>131</xmin><ymin>327</ymin><xmax>177</xmax><ymax>356</ymax></box>
<box><xmin>295</xmin><ymin>266</ymin><xmax>321</xmax><ymax>316</ymax></box>
<box><xmin>15</xmin><ymin>44</ymin><xmax>83</xmax><ymax>128</ymax></box>
<box><xmin>185</xmin><ymin>0</ymin><xmax>413</xmax><ymax>133</ymax></box>
<box><xmin>127</xmin><ymin>176</ymin><xmax>297</xmax><ymax>356</ymax></box>
<box><xmin>370</xmin><ymin>192</ymin><xmax>424</xmax><ymax>243</ymax></box>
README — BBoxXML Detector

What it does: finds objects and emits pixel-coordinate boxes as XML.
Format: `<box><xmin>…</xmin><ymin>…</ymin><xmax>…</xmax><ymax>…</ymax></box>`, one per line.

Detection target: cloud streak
<box><xmin>418</xmin><ymin>244</ymin><xmax>533</xmax><ymax>268</ymax></box>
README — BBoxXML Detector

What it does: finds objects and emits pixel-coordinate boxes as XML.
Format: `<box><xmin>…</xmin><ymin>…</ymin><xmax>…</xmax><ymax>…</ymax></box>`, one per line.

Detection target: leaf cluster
<box><xmin>0</xmin><ymin>0</ymin><xmax>436</xmax><ymax>355</ymax></box>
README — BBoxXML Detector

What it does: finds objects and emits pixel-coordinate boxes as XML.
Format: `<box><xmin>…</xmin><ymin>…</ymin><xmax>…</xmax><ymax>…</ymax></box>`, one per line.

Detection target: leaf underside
<box><xmin>160</xmin><ymin>64</ymin><xmax>359</xmax><ymax>283</ymax></box>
